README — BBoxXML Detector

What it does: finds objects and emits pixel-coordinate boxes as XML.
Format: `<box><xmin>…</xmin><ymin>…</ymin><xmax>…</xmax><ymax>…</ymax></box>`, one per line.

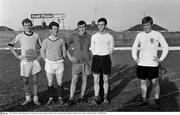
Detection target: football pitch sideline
<box><xmin>0</xmin><ymin>49</ymin><xmax>180</xmax><ymax>111</ymax></box>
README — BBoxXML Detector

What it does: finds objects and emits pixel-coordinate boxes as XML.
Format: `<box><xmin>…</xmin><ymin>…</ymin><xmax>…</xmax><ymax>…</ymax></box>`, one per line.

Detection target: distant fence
<box><xmin>0</xmin><ymin>30</ymin><xmax>180</xmax><ymax>47</ymax></box>
<box><xmin>114</xmin><ymin>38</ymin><xmax>180</xmax><ymax>47</ymax></box>
<box><xmin>114</xmin><ymin>31</ymin><xmax>180</xmax><ymax>47</ymax></box>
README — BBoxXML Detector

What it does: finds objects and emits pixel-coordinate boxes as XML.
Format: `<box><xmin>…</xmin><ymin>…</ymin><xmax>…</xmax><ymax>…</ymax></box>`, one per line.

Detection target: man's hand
<box><xmin>70</xmin><ymin>57</ymin><xmax>79</xmax><ymax>63</ymax></box>
<box><xmin>88</xmin><ymin>60</ymin><xmax>92</xmax><ymax>66</ymax></box>
<box><xmin>153</xmin><ymin>57</ymin><xmax>162</xmax><ymax>63</ymax></box>
<box><xmin>134</xmin><ymin>58</ymin><xmax>140</xmax><ymax>63</ymax></box>
<box><xmin>16</xmin><ymin>55</ymin><xmax>25</xmax><ymax>60</ymax></box>
<box><xmin>36</xmin><ymin>56</ymin><xmax>41</xmax><ymax>61</ymax></box>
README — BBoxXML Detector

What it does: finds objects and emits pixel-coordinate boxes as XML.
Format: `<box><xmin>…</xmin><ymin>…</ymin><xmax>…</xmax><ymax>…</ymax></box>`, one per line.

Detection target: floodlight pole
<box><xmin>58</xmin><ymin>18</ymin><xmax>61</xmax><ymax>28</ymax></box>
<box><xmin>32</xmin><ymin>19</ymin><xmax>34</xmax><ymax>26</ymax></box>
<box><xmin>62</xmin><ymin>19</ymin><xmax>64</xmax><ymax>30</ymax></box>
<box><xmin>42</xmin><ymin>17</ymin><xmax>44</xmax><ymax>23</ymax></box>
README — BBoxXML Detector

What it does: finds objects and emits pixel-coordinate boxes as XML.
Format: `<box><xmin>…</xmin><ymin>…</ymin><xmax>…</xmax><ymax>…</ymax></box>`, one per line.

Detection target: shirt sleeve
<box><xmin>8</xmin><ymin>34</ymin><xmax>20</xmax><ymax>47</ymax></box>
<box><xmin>158</xmin><ymin>33</ymin><xmax>169</xmax><ymax>61</ymax></box>
<box><xmin>40</xmin><ymin>39</ymin><xmax>47</xmax><ymax>59</ymax></box>
<box><xmin>109</xmin><ymin>35</ymin><xmax>114</xmax><ymax>55</ymax></box>
<box><xmin>132</xmin><ymin>33</ymin><xmax>140</xmax><ymax>60</ymax></box>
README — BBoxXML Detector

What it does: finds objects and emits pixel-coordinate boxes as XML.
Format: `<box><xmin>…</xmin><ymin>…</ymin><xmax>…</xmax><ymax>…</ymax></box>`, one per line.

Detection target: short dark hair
<box><xmin>49</xmin><ymin>22</ymin><xmax>59</xmax><ymax>29</ymax></box>
<box><xmin>77</xmin><ymin>20</ymin><xmax>86</xmax><ymax>27</ymax></box>
<box><xmin>97</xmin><ymin>18</ymin><xmax>107</xmax><ymax>25</ymax></box>
<box><xmin>22</xmin><ymin>18</ymin><xmax>33</xmax><ymax>26</ymax></box>
<box><xmin>142</xmin><ymin>16</ymin><xmax>153</xmax><ymax>25</ymax></box>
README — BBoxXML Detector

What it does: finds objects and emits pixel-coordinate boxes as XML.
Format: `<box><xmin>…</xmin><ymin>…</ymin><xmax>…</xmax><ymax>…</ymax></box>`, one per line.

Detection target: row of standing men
<box><xmin>8</xmin><ymin>16</ymin><xmax>169</xmax><ymax>110</ymax></box>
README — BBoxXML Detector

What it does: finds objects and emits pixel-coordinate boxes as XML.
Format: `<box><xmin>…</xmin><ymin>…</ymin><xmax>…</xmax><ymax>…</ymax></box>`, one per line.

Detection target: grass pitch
<box><xmin>0</xmin><ymin>50</ymin><xmax>180</xmax><ymax>111</ymax></box>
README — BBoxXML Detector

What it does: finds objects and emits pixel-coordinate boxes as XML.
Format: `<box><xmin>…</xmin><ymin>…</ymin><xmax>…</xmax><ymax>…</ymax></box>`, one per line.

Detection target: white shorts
<box><xmin>45</xmin><ymin>59</ymin><xmax>64</xmax><ymax>74</ymax></box>
<box><xmin>20</xmin><ymin>59</ymin><xmax>41</xmax><ymax>77</ymax></box>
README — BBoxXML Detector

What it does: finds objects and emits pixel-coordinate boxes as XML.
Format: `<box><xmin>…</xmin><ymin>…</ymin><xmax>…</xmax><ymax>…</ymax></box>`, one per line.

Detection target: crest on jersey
<box><xmin>150</xmin><ymin>38</ymin><xmax>154</xmax><ymax>44</ymax></box>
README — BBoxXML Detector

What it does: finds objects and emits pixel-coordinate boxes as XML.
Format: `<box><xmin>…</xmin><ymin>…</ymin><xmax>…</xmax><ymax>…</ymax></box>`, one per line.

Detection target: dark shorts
<box><xmin>91</xmin><ymin>55</ymin><xmax>111</xmax><ymax>75</ymax></box>
<box><xmin>136</xmin><ymin>65</ymin><xmax>159</xmax><ymax>80</ymax></box>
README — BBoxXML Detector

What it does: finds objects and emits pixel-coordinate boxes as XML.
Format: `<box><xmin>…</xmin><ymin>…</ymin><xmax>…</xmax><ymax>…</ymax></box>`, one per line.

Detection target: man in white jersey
<box><xmin>132</xmin><ymin>16</ymin><xmax>169</xmax><ymax>110</ymax></box>
<box><xmin>41</xmin><ymin>22</ymin><xmax>66</xmax><ymax>105</ymax></box>
<box><xmin>8</xmin><ymin>18</ymin><xmax>42</xmax><ymax>106</ymax></box>
<box><xmin>90</xmin><ymin>18</ymin><xmax>114</xmax><ymax>105</ymax></box>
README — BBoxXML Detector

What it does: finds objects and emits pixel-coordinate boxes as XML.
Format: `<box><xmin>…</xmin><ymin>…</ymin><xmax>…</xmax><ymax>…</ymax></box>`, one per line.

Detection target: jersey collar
<box><xmin>24</xmin><ymin>32</ymin><xmax>33</xmax><ymax>36</ymax></box>
<box><xmin>48</xmin><ymin>35</ymin><xmax>60</xmax><ymax>42</ymax></box>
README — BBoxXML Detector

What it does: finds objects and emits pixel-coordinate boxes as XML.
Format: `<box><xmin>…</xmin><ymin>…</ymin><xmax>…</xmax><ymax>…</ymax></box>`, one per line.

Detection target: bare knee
<box><xmin>48</xmin><ymin>81</ymin><xmax>53</xmax><ymax>86</ymax></box>
<box><xmin>103</xmin><ymin>75</ymin><xmax>109</xmax><ymax>83</ymax></box>
<box><xmin>57</xmin><ymin>80</ymin><xmax>62</xmax><ymax>86</ymax></box>
<box><xmin>23</xmin><ymin>77</ymin><xmax>29</xmax><ymax>85</ymax></box>
<box><xmin>57</xmin><ymin>77</ymin><xmax>63</xmax><ymax>86</ymax></box>
<box><xmin>152</xmin><ymin>78</ymin><xmax>159</xmax><ymax>87</ymax></box>
<box><xmin>56</xmin><ymin>73</ymin><xmax>63</xmax><ymax>86</ymax></box>
<box><xmin>93</xmin><ymin>75</ymin><xmax>100</xmax><ymax>84</ymax></box>
<box><xmin>33</xmin><ymin>75</ymin><xmax>38</xmax><ymax>85</ymax></box>
<box><xmin>82</xmin><ymin>76</ymin><xmax>87</xmax><ymax>83</ymax></box>
<box><xmin>141</xmin><ymin>80</ymin><xmax>147</xmax><ymax>87</ymax></box>
<box><xmin>71</xmin><ymin>75</ymin><xmax>78</xmax><ymax>85</ymax></box>
<box><xmin>46</xmin><ymin>73</ymin><xmax>54</xmax><ymax>86</ymax></box>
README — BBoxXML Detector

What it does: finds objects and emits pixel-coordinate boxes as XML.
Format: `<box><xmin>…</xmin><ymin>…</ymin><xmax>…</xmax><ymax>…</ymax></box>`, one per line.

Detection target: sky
<box><xmin>0</xmin><ymin>0</ymin><xmax>180</xmax><ymax>31</ymax></box>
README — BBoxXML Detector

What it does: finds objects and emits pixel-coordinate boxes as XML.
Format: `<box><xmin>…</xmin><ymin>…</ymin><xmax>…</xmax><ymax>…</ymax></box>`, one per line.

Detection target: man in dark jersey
<box><xmin>65</xmin><ymin>21</ymin><xmax>92</xmax><ymax>106</ymax></box>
